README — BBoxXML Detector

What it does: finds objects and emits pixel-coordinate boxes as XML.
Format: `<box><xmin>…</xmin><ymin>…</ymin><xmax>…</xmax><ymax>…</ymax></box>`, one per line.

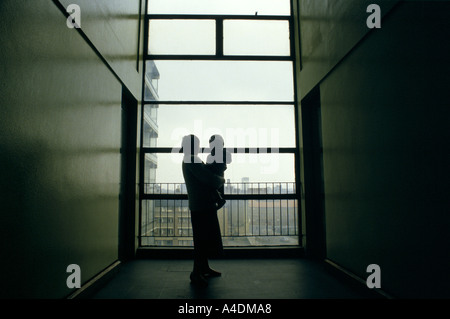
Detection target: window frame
<box><xmin>139</xmin><ymin>0</ymin><xmax>302</xmax><ymax>247</ymax></box>
<box><xmin>145</xmin><ymin>14</ymin><xmax>294</xmax><ymax>61</ymax></box>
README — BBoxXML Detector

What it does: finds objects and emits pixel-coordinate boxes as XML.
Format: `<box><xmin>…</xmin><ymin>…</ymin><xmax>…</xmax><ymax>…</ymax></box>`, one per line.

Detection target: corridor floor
<box><xmin>91</xmin><ymin>258</ymin><xmax>380</xmax><ymax>299</ymax></box>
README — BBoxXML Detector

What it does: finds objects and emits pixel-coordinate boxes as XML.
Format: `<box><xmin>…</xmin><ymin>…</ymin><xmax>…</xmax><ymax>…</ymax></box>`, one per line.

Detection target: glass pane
<box><xmin>225</xmin><ymin>153</ymin><xmax>295</xmax><ymax>183</ymax></box>
<box><xmin>148</xmin><ymin>20</ymin><xmax>215</xmax><ymax>55</ymax></box>
<box><xmin>148</xmin><ymin>0</ymin><xmax>290</xmax><ymax>16</ymax></box>
<box><xmin>144</xmin><ymin>153</ymin><xmax>295</xmax><ymax>184</ymax></box>
<box><xmin>143</xmin><ymin>104</ymin><xmax>295</xmax><ymax>148</ymax></box>
<box><xmin>141</xmin><ymin>199</ymin><xmax>299</xmax><ymax>247</ymax></box>
<box><xmin>224</xmin><ymin>20</ymin><xmax>290</xmax><ymax>56</ymax></box>
<box><xmin>144</xmin><ymin>60</ymin><xmax>294</xmax><ymax>101</ymax></box>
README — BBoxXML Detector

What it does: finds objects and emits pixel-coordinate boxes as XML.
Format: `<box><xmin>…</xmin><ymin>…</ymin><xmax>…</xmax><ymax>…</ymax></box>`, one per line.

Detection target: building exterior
<box><xmin>140</xmin><ymin>61</ymin><xmax>160</xmax><ymax>244</ymax></box>
<box><xmin>143</xmin><ymin>60</ymin><xmax>160</xmax><ymax>183</ymax></box>
<box><xmin>140</xmin><ymin>181</ymin><xmax>299</xmax><ymax>247</ymax></box>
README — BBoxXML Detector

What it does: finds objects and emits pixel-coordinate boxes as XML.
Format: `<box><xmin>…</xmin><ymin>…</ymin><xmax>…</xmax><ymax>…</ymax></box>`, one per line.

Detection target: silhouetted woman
<box><xmin>181</xmin><ymin>135</ymin><xmax>224</xmax><ymax>287</ymax></box>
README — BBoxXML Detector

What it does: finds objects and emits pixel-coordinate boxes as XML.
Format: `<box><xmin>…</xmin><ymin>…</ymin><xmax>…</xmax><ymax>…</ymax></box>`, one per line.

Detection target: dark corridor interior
<box><xmin>0</xmin><ymin>0</ymin><xmax>449</xmax><ymax>302</ymax></box>
<box><xmin>90</xmin><ymin>258</ymin><xmax>382</xmax><ymax>299</ymax></box>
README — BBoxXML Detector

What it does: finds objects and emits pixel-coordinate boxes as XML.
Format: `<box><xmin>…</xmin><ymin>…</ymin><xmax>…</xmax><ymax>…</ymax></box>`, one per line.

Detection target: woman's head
<box><xmin>182</xmin><ymin>134</ymin><xmax>200</xmax><ymax>156</ymax></box>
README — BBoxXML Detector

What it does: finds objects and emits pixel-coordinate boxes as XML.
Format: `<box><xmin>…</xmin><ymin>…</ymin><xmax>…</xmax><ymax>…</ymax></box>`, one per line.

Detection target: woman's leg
<box><xmin>193</xmin><ymin>249</ymin><xmax>209</xmax><ymax>273</ymax></box>
<box><xmin>190</xmin><ymin>211</ymin><xmax>209</xmax><ymax>286</ymax></box>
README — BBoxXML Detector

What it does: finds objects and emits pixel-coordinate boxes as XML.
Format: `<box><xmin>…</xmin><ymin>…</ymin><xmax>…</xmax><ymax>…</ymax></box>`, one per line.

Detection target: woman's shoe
<box><xmin>203</xmin><ymin>268</ymin><xmax>222</xmax><ymax>277</ymax></box>
<box><xmin>190</xmin><ymin>272</ymin><xmax>208</xmax><ymax>287</ymax></box>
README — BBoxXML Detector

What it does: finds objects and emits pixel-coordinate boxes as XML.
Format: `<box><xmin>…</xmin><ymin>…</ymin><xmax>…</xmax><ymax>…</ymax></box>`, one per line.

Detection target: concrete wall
<box><xmin>297</xmin><ymin>0</ymin><xmax>450</xmax><ymax>298</ymax></box>
<box><xmin>0</xmin><ymin>0</ymin><xmax>143</xmax><ymax>298</ymax></box>
<box><xmin>58</xmin><ymin>0</ymin><xmax>144</xmax><ymax>98</ymax></box>
<box><xmin>297</xmin><ymin>0</ymin><xmax>399</xmax><ymax>99</ymax></box>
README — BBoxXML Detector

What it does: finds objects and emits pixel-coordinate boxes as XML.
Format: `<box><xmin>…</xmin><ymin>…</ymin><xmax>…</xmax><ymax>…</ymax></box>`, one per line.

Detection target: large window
<box><xmin>140</xmin><ymin>0</ymin><xmax>300</xmax><ymax>247</ymax></box>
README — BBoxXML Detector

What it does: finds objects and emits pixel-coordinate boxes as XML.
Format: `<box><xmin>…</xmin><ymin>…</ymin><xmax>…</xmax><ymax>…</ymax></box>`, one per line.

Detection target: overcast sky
<box><xmin>147</xmin><ymin>0</ymin><xmax>291</xmax><ymax>15</ymax></box>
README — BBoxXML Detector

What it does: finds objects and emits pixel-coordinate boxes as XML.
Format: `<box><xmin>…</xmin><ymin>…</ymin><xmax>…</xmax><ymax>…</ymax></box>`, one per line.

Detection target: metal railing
<box><xmin>140</xmin><ymin>183</ymin><xmax>299</xmax><ymax>247</ymax></box>
<box><xmin>144</xmin><ymin>182</ymin><xmax>296</xmax><ymax>195</ymax></box>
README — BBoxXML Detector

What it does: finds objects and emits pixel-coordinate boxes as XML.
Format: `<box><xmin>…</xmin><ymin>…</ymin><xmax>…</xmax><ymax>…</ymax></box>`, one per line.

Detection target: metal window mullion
<box><xmin>146</xmin><ymin>14</ymin><xmax>291</xmax><ymax>21</ymax></box>
<box><xmin>289</xmin><ymin>0</ymin><xmax>302</xmax><ymax>244</ymax></box>
<box><xmin>143</xmin><ymin>101</ymin><xmax>295</xmax><ymax>105</ymax></box>
<box><xmin>145</xmin><ymin>54</ymin><xmax>293</xmax><ymax>61</ymax></box>
<box><xmin>142</xmin><ymin>147</ymin><xmax>297</xmax><ymax>154</ymax></box>
<box><xmin>216</xmin><ymin>18</ymin><xmax>223</xmax><ymax>58</ymax></box>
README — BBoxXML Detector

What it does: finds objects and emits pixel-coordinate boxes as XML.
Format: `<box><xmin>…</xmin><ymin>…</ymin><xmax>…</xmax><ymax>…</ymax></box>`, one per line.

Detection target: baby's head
<box><xmin>208</xmin><ymin>134</ymin><xmax>225</xmax><ymax>159</ymax></box>
<box><xmin>209</xmin><ymin>134</ymin><xmax>224</xmax><ymax>147</ymax></box>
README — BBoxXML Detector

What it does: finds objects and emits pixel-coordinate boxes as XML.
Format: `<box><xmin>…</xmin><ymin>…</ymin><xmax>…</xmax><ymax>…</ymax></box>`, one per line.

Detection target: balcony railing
<box><xmin>140</xmin><ymin>183</ymin><xmax>299</xmax><ymax>247</ymax></box>
<box><xmin>144</xmin><ymin>182</ymin><xmax>296</xmax><ymax>195</ymax></box>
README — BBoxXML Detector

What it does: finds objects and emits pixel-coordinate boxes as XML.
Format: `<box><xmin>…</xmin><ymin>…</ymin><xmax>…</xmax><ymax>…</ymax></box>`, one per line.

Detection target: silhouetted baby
<box><xmin>206</xmin><ymin>135</ymin><xmax>232</xmax><ymax>210</ymax></box>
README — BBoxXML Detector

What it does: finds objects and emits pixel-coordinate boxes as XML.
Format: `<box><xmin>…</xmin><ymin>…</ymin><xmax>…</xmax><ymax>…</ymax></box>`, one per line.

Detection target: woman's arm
<box><xmin>186</xmin><ymin>162</ymin><xmax>225</xmax><ymax>189</ymax></box>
